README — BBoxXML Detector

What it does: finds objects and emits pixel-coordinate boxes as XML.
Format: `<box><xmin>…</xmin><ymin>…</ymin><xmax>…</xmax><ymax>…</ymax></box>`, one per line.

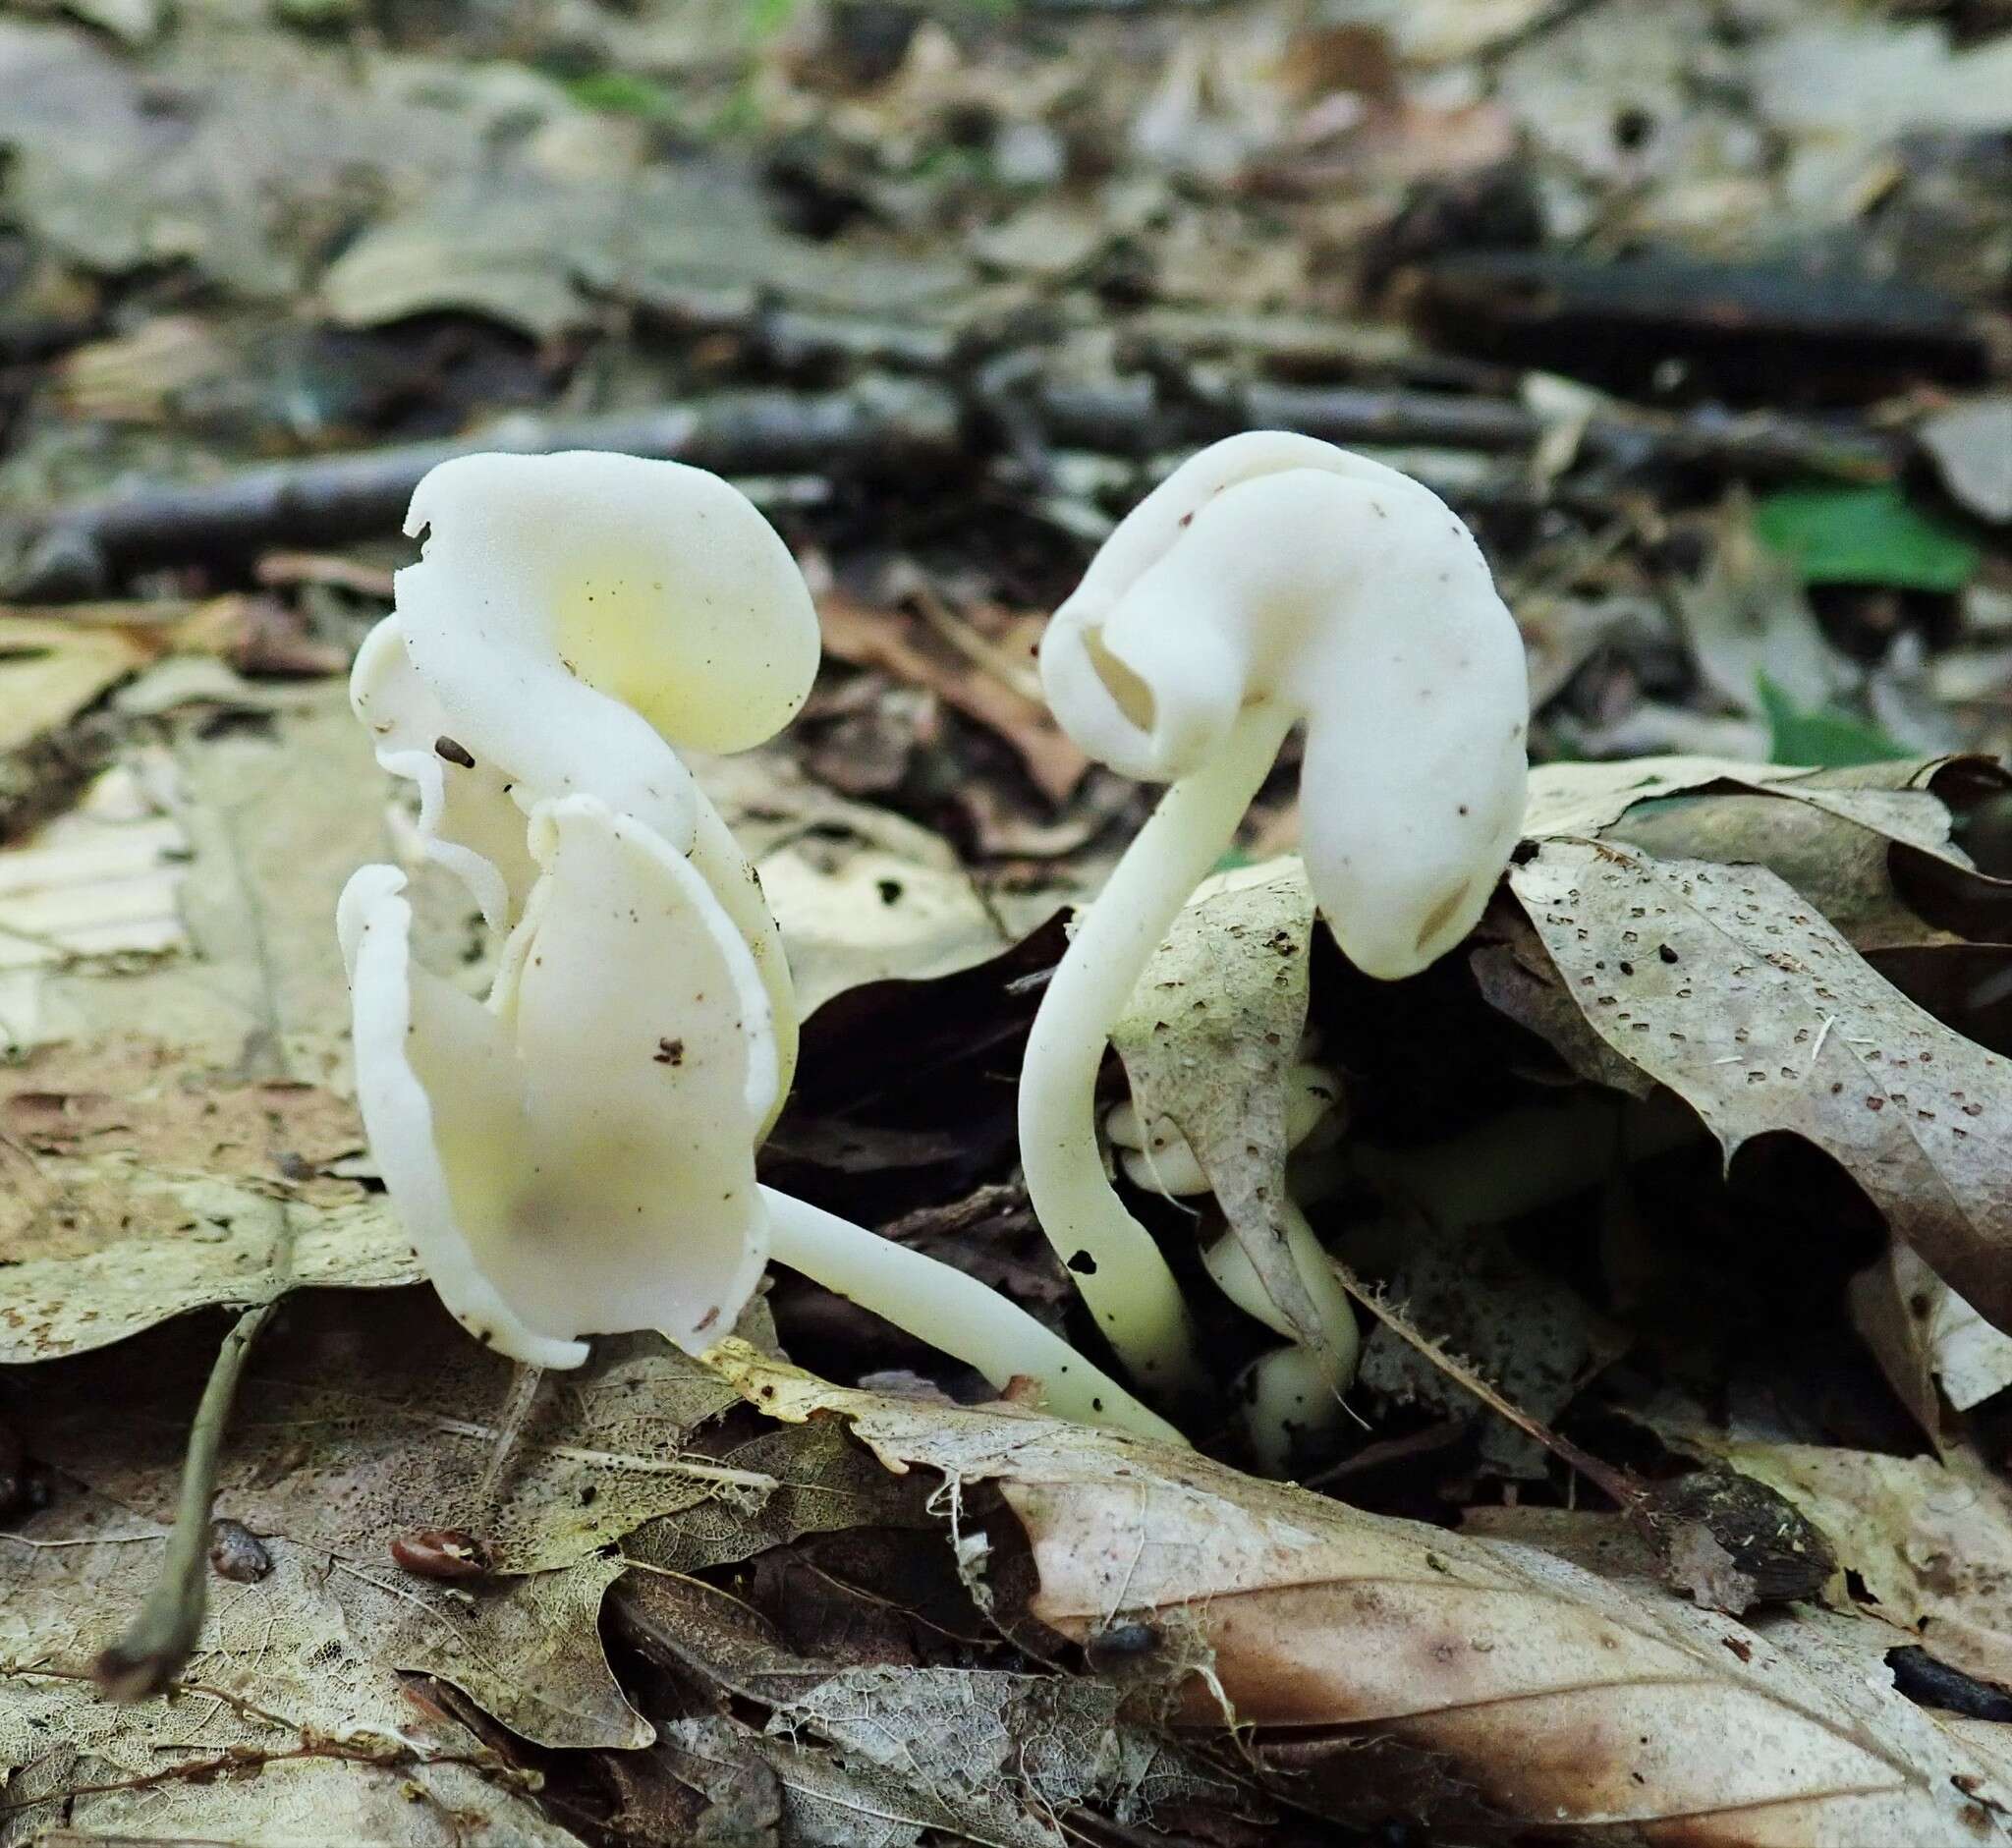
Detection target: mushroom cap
<box><xmin>404</xmin><ymin>450</ymin><xmax>820</xmax><ymax>756</ymax></box>
<box><xmin>1043</xmin><ymin>431</ymin><xmax>1424</xmax><ymax>782</ymax></box>
<box><xmin>384</xmin><ymin>450</ymin><xmax>820</xmax><ymax>857</ymax></box>
<box><xmin>1040</xmin><ymin>434</ymin><xmax>1529</xmax><ymax>980</ymax></box>
<box><xmin>339</xmin><ymin>794</ymin><xmax>780</xmax><ymax>1366</ymax></box>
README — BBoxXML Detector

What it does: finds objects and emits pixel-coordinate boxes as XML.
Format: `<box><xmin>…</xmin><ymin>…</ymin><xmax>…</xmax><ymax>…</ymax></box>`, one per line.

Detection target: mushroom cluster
<box><xmin>1020</xmin><ymin>431</ymin><xmax>1531</xmax><ymax>1409</ymax></box>
<box><xmin>340</xmin><ymin>432</ymin><xmax>1530</xmax><ymax>1461</ymax></box>
<box><xmin>342</xmin><ymin>450</ymin><xmax>1178</xmax><ymax>1441</ymax></box>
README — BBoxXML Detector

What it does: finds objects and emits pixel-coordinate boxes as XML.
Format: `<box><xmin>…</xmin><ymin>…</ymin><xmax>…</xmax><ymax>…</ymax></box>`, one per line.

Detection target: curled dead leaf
<box><xmin>707</xmin><ymin>1342</ymin><xmax>2012</xmax><ymax>1844</ymax></box>
<box><xmin>1508</xmin><ymin>840</ymin><xmax>2012</xmax><ymax>1332</ymax></box>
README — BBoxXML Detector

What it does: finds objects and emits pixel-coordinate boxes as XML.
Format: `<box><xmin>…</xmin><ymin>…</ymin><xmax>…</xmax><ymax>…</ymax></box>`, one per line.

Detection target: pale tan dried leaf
<box><xmin>1524</xmin><ymin>754</ymin><xmax>1986</xmax><ymax>877</ymax></box>
<box><xmin>0</xmin><ymin>686</ymin><xmax>469</xmax><ymax>1358</ymax></box>
<box><xmin>1110</xmin><ymin>861</ymin><xmax>1331</xmax><ymax>1358</ymax></box>
<box><xmin>757</xmin><ymin>844</ymin><xmax>1009</xmax><ymax>1019</ymax></box>
<box><xmin>1851</xmin><ymin>1240</ymin><xmax>2012</xmax><ymax>1437</ymax></box>
<box><xmin>0</xmin><ymin>762</ymin><xmax>188</xmax><ymax>984</ymax></box>
<box><xmin>28</xmin><ymin>1292</ymin><xmax>749</xmax><ymax>1580</ymax></box>
<box><xmin>626</xmin><ymin>1418</ymin><xmax>930</xmax><ymax>1576</ymax></box>
<box><xmin>1510</xmin><ymin>839</ymin><xmax>2012</xmax><ymax>1331</ymax></box>
<box><xmin>707</xmin><ymin>1342</ymin><xmax>2011</xmax><ymax>1844</ymax></box>
<box><xmin>0</xmin><ymin>1488</ymin><xmax>588</xmax><ymax>1843</ymax></box>
<box><xmin>694</xmin><ymin>748</ymin><xmax>1051</xmax><ymax>1015</ymax></box>
<box><xmin>0</xmin><ymin>619</ymin><xmax>150</xmax><ymax>757</ymax></box>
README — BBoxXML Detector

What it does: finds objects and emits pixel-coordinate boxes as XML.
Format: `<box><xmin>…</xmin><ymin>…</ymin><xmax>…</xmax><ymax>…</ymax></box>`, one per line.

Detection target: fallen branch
<box><xmin>1027</xmin><ymin>371</ymin><xmax>1902</xmax><ymax>481</ymax></box>
<box><xmin>4</xmin><ymin>377</ymin><xmax>963</xmax><ymax>599</ymax></box>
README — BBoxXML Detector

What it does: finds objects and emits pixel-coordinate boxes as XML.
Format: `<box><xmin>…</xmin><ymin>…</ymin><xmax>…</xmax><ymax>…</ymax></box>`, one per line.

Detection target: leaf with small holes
<box><xmin>1509</xmin><ymin>839</ymin><xmax>2012</xmax><ymax>1331</ymax></box>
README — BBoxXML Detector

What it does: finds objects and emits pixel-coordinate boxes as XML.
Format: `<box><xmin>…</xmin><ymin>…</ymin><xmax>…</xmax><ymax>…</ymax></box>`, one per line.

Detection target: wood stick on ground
<box><xmin>1027</xmin><ymin>373</ymin><xmax>1902</xmax><ymax>481</ymax></box>
<box><xmin>4</xmin><ymin>377</ymin><xmax>962</xmax><ymax>599</ymax></box>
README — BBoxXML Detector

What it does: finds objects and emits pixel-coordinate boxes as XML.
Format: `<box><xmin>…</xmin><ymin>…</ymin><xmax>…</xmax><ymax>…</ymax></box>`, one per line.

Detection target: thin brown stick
<box><xmin>4</xmin><ymin>377</ymin><xmax>961</xmax><ymax>598</ymax></box>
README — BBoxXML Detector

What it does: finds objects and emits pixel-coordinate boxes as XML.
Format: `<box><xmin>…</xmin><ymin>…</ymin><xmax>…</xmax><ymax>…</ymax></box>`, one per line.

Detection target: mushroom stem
<box><xmin>1202</xmin><ymin>1203</ymin><xmax>1361</xmax><ymax>1388</ymax></box>
<box><xmin>1205</xmin><ymin>1200</ymin><xmax>1360</xmax><ymax>1473</ymax></box>
<box><xmin>1019</xmin><ymin>700</ymin><xmax>1296</xmax><ymax>1399</ymax></box>
<box><xmin>758</xmin><ymin>1185</ymin><xmax>1186</xmax><ymax>1445</ymax></box>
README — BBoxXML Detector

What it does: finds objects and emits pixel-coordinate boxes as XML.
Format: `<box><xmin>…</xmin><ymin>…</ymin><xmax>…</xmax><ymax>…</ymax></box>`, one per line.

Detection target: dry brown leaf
<box><xmin>0</xmin><ymin>1482</ymin><xmax>589</xmax><ymax>1843</ymax></box>
<box><xmin>24</xmin><ymin>1290</ymin><xmax>752</xmax><ymax>1580</ymax></box>
<box><xmin>1652</xmin><ymin>1418</ymin><xmax>2012</xmax><ymax>1699</ymax></box>
<box><xmin>1509</xmin><ymin>839</ymin><xmax>2012</xmax><ymax>1331</ymax></box>
<box><xmin>707</xmin><ymin>1342</ymin><xmax>2012</xmax><ymax>1844</ymax></box>
<box><xmin>817</xmin><ymin>591</ymin><xmax>1088</xmax><ymax>803</ymax></box>
<box><xmin>614</xmin><ymin>1563</ymin><xmax>1240</xmax><ymax>1848</ymax></box>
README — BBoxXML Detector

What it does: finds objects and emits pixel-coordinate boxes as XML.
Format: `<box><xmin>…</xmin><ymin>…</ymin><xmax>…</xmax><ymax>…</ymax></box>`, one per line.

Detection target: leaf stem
<box><xmin>93</xmin><ymin>1302</ymin><xmax>276</xmax><ymax>1702</ymax></box>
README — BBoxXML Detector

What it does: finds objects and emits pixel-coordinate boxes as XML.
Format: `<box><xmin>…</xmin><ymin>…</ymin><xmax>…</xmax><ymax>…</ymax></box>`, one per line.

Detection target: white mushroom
<box><xmin>342</xmin><ymin>792</ymin><xmax>1180</xmax><ymax>1441</ymax></box>
<box><xmin>1233</xmin><ymin>1343</ymin><xmax>1342</xmax><ymax>1477</ymax></box>
<box><xmin>1108</xmin><ymin>1049</ymin><xmax>1357</xmax><ymax>1468</ymax></box>
<box><xmin>351</xmin><ymin>618</ymin><xmax>538</xmax><ymax>929</ymax></box>
<box><xmin>1203</xmin><ymin>1204</ymin><xmax>1361</xmax><ymax>1471</ymax></box>
<box><xmin>340</xmin><ymin>796</ymin><xmax>776</xmax><ymax>1367</ymax></box>
<box><xmin>354</xmin><ymin>449</ymin><xmax>819</xmax><ymax>1111</ymax></box>
<box><xmin>1020</xmin><ymin>431</ymin><xmax>1529</xmax><ymax>1394</ymax></box>
<box><xmin>396</xmin><ymin>449</ymin><xmax>820</xmax><ymax>843</ymax></box>
<box><xmin>1106</xmin><ymin>1059</ymin><xmax>1343</xmax><ymax>1199</ymax></box>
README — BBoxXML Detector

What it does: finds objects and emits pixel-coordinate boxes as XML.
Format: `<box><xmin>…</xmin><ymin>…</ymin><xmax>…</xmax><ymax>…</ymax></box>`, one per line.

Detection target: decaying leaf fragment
<box><xmin>1109</xmin><ymin>861</ymin><xmax>1339</xmax><ymax>1365</ymax></box>
<box><xmin>1851</xmin><ymin>1238</ymin><xmax>2012</xmax><ymax>1435</ymax></box>
<box><xmin>1652</xmin><ymin>1416</ymin><xmax>2012</xmax><ymax>1698</ymax></box>
<box><xmin>1509</xmin><ymin>839</ymin><xmax>2012</xmax><ymax>1332</ymax></box>
<box><xmin>708</xmin><ymin>1341</ymin><xmax>2012</xmax><ymax>1844</ymax></box>
<box><xmin>614</xmin><ymin>1550</ymin><xmax>1241</xmax><ymax>1848</ymax></box>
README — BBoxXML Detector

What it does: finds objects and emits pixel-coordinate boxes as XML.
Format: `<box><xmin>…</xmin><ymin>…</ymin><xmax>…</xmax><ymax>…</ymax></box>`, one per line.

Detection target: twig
<box><xmin>1026</xmin><ymin>372</ymin><xmax>1901</xmax><ymax>482</ymax></box>
<box><xmin>92</xmin><ymin>1304</ymin><xmax>279</xmax><ymax>1702</ymax></box>
<box><xmin>475</xmin><ymin>1363</ymin><xmax>545</xmax><ymax>1504</ymax></box>
<box><xmin>0</xmin><ymin>1662</ymin><xmax>298</xmax><ymax>1734</ymax></box>
<box><xmin>4</xmin><ymin>377</ymin><xmax>961</xmax><ymax>599</ymax></box>
<box><xmin>1325</xmin><ymin>1260</ymin><xmax>1642</xmax><ymax>1510</ymax></box>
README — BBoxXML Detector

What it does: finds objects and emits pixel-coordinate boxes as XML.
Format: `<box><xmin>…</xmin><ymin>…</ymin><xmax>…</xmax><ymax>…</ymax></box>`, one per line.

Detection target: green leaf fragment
<box><xmin>1758</xmin><ymin>674</ymin><xmax>1913</xmax><ymax>768</ymax></box>
<box><xmin>1753</xmin><ymin>482</ymin><xmax>1979</xmax><ymax>592</ymax></box>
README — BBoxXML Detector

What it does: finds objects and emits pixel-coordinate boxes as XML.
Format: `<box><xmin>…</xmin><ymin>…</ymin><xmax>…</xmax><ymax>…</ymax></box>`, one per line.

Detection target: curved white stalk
<box><xmin>1018</xmin><ymin>701</ymin><xmax>1295</xmax><ymax>1398</ymax></box>
<box><xmin>1209</xmin><ymin>1201</ymin><xmax>1359</xmax><ymax>1474</ymax></box>
<box><xmin>759</xmin><ymin>1186</ymin><xmax>1185</xmax><ymax>1445</ymax></box>
<box><xmin>1202</xmin><ymin>1203</ymin><xmax>1360</xmax><ymax>1385</ymax></box>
